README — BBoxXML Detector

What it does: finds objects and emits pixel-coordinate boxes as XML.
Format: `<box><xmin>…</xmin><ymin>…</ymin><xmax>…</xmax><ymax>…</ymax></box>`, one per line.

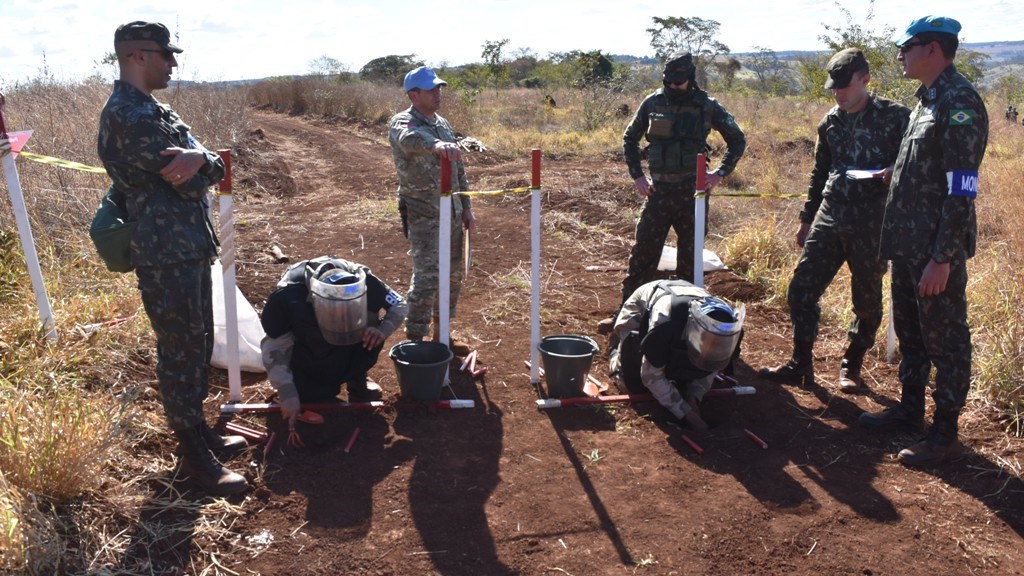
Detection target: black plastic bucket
<box><xmin>538</xmin><ymin>334</ymin><xmax>600</xmax><ymax>398</ymax></box>
<box><xmin>389</xmin><ymin>340</ymin><xmax>454</xmax><ymax>401</ymax></box>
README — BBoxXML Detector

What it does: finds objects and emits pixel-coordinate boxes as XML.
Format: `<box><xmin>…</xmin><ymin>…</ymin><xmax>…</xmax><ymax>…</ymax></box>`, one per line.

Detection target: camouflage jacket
<box><xmin>880</xmin><ymin>65</ymin><xmax>987</xmax><ymax>262</ymax></box>
<box><xmin>388</xmin><ymin>106</ymin><xmax>471</xmax><ymax>218</ymax></box>
<box><xmin>799</xmin><ymin>95</ymin><xmax>910</xmax><ymax>224</ymax></box>
<box><xmin>623</xmin><ymin>88</ymin><xmax>745</xmax><ymax>183</ymax></box>
<box><xmin>97</xmin><ymin>81</ymin><xmax>224</xmax><ymax>267</ymax></box>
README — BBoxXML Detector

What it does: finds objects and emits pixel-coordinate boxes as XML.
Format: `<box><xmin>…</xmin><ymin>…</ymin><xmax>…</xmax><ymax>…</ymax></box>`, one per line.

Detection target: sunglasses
<box><xmin>139</xmin><ymin>48</ymin><xmax>174</xmax><ymax>60</ymax></box>
<box><xmin>898</xmin><ymin>41</ymin><xmax>928</xmax><ymax>54</ymax></box>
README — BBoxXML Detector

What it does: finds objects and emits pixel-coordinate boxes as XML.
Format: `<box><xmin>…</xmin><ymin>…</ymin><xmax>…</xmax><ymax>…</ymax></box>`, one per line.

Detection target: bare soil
<box><xmin>196</xmin><ymin>110</ymin><xmax>1023</xmax><ymax>575</ymax></box>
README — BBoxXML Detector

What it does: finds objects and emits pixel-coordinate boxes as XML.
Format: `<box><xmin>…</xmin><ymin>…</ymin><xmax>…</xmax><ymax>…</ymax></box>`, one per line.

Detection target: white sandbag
<box><xmin>211</xmin><ymin>262</ymin><xmax>266</xmax><ymax>373</ymax></box>
<box><xmin>657</xmin><ymin>245</ymin><xmax>727</xmax><ymax>272</ymax></box>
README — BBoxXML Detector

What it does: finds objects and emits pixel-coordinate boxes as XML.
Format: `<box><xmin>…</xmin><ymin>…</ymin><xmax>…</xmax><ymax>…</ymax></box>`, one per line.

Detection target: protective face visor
<box><xmin>684</xmin><ymin>298</ymin><xmax>745</xmax><ymax>372</ymax></box>
<box><xmin>307</xmin><ymin>261</ymin><xmax>367</xmax><ymax>346</ymax></box>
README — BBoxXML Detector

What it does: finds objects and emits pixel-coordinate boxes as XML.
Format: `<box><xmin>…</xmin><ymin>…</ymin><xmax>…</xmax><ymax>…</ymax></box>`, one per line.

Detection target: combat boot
<box><xmin>175</xmin><ymin>426</ymin><xmax>248</xmax><ymax>496</ymax></box>
<box><xmin>898</xmin><ymin>409</ymin><xmax>961</xmax><ymax>467</ymax></box>
<box><xmin>432</xmin><ymin>317</ymin><xmax>472</xmax><ymax>357</ymax></box>
<box><xmin>859</xmin><ymin>383</ymin><xmax>925</xmax><ymax>430</ymax></box>
<box><xmin>198</xmin><ymin>421</ymin><xmax>248</xmax><ymax>459</ymax></box>
<box><xmin>838</xmin><ymin>344</ymin><xmax>869</xmax><ymax>393</ymax></box>
<box><xmin>759</xmin><ymin>340</ymin><xmax>814</xmax><ymax>384</ymax></box>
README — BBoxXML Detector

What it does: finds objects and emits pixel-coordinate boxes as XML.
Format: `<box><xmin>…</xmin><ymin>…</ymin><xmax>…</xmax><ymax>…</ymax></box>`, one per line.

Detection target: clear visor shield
<box><xmin>310</xmin><ymin>268</ymin><xmax>367</xmax><ymax>346</ymax></box>
<box><xmin>684</xmin><ymin>300</ymin><xmax>745</xmax><ymax>372</ymax></box>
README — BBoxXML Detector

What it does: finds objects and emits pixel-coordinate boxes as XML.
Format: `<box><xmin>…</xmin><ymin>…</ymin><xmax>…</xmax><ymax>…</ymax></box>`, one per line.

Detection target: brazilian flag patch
<box><xmin>950</xmin><ymin>109</ymin><xmax>974</xmax><ymax>125</ymax></box>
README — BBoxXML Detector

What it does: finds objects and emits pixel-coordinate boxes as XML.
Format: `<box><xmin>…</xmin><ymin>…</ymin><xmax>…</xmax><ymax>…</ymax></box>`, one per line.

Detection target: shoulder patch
<box><xmin>948</xmin><ymin>170</ymin><xmax>978</xmax><ymax>198</ymax></box>
<box><xmin>950</xmin><ymin>109</ymin><xmax>974</xmax><ymax>125</ymax></box>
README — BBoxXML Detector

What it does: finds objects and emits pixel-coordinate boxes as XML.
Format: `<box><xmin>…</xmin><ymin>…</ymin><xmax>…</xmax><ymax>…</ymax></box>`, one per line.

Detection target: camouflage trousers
<box><xmin>136</xmin><ymin>259</ymin><xmax>213</xmax><ymax>432</ymax></box>
<box><xmin>622</xmin><ymin>181</ymin><xmax>708</xmax><ymax>303</ymax></box>
<box><xmin>891</xmin><ymin>253</ymin><xmax>972</xmax><ymax>412</ymax></box>
<box><xmin>405</xmin><ymin>205</ymin><xmax>466</xmax><ymax>339</ymax></box>
<box><xmin>787</xmin><ymin>201</ymin><xmax>887</xmax><ymax>349</ymax></box>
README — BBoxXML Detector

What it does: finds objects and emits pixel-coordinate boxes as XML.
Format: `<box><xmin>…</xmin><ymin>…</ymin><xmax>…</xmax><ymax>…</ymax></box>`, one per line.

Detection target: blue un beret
<box><xmin>894</xmin><ymin>15</ymin><xmax>961</xmax><ymax>47</ymax></box>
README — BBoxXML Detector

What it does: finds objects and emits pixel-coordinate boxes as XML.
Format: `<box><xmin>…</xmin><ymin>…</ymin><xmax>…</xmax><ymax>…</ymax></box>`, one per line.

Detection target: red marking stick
<box><xmin>681</xmin><ymin>434</ymin><xmax>704</xmax><ymax>456</ymax></box>
<box><xmin>217</xmin><ymin>150</ymin><xmax>232</xmax><ymax>193</ymax></box>
<box><xmin>744</xmin><ymin>428</ymin><xmax>768</xmax><ymax>449</ymax></box>
<box><xmin>344</xmin><ymin>427</ymin><xmax>361</xmax><ymax>453</ymax></box>
<box><xmin>531</xmin><ymin>148</ymin><xmax>541</xmax><ymax>188</ymax></box>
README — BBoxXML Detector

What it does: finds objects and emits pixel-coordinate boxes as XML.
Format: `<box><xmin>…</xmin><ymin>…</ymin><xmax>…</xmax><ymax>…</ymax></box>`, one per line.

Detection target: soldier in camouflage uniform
<box><xmin>600</xmin><ymin>51</ymin><xmax>745</xmax><ymax>333</ymax></box>
<box><xmin>97</xmin><ymin>22</ymin><xmax>246</xmax><ymax>495</ymax></box>
<box><xmin>760</xmin><ymin>49</ymin><xmax>910</xmax><ymax>391</ymax></box>
<box><xmin>859</xmin><ymin>16</ymin><xmax>988</xmax><ymax>468</ymax></box>
<box><xmin>388</xmin><ymin>66</ymin><xmax>475</xmax><ymax>356</ymax></box>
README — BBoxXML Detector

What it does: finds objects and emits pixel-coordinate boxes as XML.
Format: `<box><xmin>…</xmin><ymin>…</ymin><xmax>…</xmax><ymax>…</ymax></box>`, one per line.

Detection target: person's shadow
<box><xmin>261</xmin><ymin>407</ymin><xmax>394</xmax><ymax>537</ymax></box>
<box><xmin>116</xmin><ymin>470</ymin><xmax>208</xmax><ymax>572</ymax></box>
<box><xmin>641</xmin><ymin>358</ymin><xmax>901</xmax><ymax>523</ymax></box>
<box><xmin>393</xmin><ymin>364</ymin><xmax>515</xmax><ymax>575</ymax></box>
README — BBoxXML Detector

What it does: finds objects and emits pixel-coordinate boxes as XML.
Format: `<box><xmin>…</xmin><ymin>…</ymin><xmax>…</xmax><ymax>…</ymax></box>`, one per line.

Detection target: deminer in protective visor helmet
<box><xmin>304</xmin><ymin>258</ymin><xmax>368</xmax><ymax>346</ymax></box>
<box><xmin>683</xmin><ymin>296</ymin><xmax>744</xmax><ymax>372</ymax></box>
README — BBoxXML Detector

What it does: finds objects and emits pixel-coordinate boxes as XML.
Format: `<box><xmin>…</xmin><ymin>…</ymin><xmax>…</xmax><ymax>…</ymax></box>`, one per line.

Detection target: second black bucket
<box><xmin>538</xmin><ymin>334</ymin><xmax>600</xmax><ymax>398</ymax></box>
<box><xmin>389</xmin><ymin>340</ymin><xmax>454</xmax><ymax>401</ymax></box>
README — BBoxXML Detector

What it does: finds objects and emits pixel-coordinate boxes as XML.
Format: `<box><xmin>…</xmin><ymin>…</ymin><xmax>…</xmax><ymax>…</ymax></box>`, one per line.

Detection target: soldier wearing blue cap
<box><xmin>388</xmin><ymin>66</ymin><xmax>475</xmax><ymax>356</ymax></box>
<box><xmin>860</xmin><ymin>16</ymin><xmax>988</xmax><ymax>468</ymax></box>
<box><xmin>97</xmin><ymin>22</ymin><xmax>247</xmax><ymax>494</ymax></box>
<box><xmin>760</xmin><ymin>48</ymin><xmax>910</xmax><ymax>391</ymax></box>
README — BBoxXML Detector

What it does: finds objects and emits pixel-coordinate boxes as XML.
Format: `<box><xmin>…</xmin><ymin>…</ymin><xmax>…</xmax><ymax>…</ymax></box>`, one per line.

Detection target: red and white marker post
<box><xmin>693</xmin><ymin>153</ymin><xmax>707</xmax><ymax>288</ymax></box>
<box><xmin>0</xmin><ymin>96</ymin><xmax>56</xmax><ymax>342</ymax></box>
<box><xmin>530</xmin><ymin>149</ymin><xmax>542</xmax><ymax>388</ymax></box>
<box><xmin>217</xmin><ymin>150</ymin><xmax>242</xmax><ymax>403</ymax></box>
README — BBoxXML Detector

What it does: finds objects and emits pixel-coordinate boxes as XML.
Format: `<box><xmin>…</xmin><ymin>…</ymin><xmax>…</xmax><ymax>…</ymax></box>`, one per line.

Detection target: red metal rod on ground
<box><xmin>344</xmin><ymin>427</ymin><xmax>361</xmax><ymax>453</ymax></box>
<box><xmin>221</xmin><ymin>399</ymin><xmax>474</xmax><ymax>413</ymax></box>
<box><xmin>459</xmin><ymin>350</ymin><xmax>475</xmax><ymax>372</ymax></box>
<box><xmin>536</xmin><ymin>394</ymin><xmax>656</xmax><ymax>409</ymax></box>
<box><xmin>681</xmin><ymin>434</ymin><xmax>704</xmax><ymax>456</ymax></box>
<box><xmin>223</xmin><ymin>421</ymin><xmax>268</xmax><ymax>442</ymax></box>
<box><xmin>744</xmin><ymin>428</ymin><xmax>768</xmax><ymax>449</ymax></box>
<box><xmin>263</xmin><ymin>431</ymin><xmax>278</xmax><ymax>458</ymax></box>
<box><xmin>469</xmin><ymin>350</ymin><xmax>478</xmax><ymax>372</ymax></box>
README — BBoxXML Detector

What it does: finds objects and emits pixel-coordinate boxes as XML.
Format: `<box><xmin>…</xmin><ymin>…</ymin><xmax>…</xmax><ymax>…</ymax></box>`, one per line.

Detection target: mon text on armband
<box><xmin>948</xmin><ymin>170</ymin><xmax>978</xmax><ymax>198</ymax></box>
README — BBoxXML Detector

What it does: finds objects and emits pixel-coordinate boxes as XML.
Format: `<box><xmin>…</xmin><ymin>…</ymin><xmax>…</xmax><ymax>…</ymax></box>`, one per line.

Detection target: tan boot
<box><xmin>176</xmin><ymin>426</ymin><xmax>248</xmax><ymax>496</ymax></box>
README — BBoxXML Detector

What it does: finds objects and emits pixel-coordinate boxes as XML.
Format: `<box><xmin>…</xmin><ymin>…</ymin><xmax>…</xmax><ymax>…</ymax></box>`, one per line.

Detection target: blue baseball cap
<box><xmin>894</xmin><ymin>15</ymin><xmax>961</xmax><ymax>47</ymax></box>
<box><xmin>403</xmin><ymin>66</ymin><xmax>447</xmax><ymax>92</ymax></box>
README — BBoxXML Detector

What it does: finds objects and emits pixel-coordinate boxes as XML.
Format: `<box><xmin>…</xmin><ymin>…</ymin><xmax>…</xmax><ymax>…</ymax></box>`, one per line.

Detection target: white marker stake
<box><xmin>530</xmin><ymin>149</ymin><xmax>542</xmax><ymax>386</ymax></box>
<box><xmin>439</xmin><ymin>158</ymin><xmax>453</xmax><ymax>385</ymax></box>
<box><xmin>693</xmin><ymin>153</ymin><xmax>707</xmax><ymax>288</ymax></box>
<box><xmin>0</xmin><ymin>110</ymin><xmax>56</xmax><ymax>341</ymax></box>
<box><xmin>217</xmin><ymin>150</ymin><xmax>242</xmax><ymax>403</ymax></box>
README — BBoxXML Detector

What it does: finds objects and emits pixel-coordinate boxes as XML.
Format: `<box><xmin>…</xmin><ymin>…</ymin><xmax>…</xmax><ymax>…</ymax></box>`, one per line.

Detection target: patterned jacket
<box><xmin>880</xmin><ymin>65</ymin><xmax>987</xmax><ymax>262</ymax></box>
<box><xmin>97</xmin><ymin>81</ymin><xmax>224</xmax><ymax>267</ymax></box>
<box><xmin>388</xmin><ymin>106</ymin><xmax>471</xmax><ymax>218</ymax></box>
<box><xmin>799</xmin><ymin>95</ymin><xmax>910</xmax><ymax>224</ymax></box>
<box><xmin>623</xmin><ymin>87</ymin><xmax>745</xmax><ymax>183</ymax></box>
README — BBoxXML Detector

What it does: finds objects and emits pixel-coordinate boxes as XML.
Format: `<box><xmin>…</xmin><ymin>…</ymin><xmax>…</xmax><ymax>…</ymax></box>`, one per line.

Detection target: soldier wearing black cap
<box><xmin>760</xmin><ymin>48</ymin><xmax>909</xmax><ymax>392</ymax></box>
<box><xmin>860</xmin><ymin>16</ymin><xmax>988</xmax><ymax>468</ymax></box>
<box><xmin>601</xmin><ymin>51</ymin><xmax>745</xmax><ymax>333</ymax></box>
<box><xmin>97</xmin><ymin>22</ymin><xmax>247</xmax><ymax>495</ymax></box>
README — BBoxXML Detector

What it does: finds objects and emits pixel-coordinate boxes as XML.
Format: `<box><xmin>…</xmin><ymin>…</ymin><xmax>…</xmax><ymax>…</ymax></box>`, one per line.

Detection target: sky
<box><xmin>2</xmin><ymin>0</ymin><xmax>1022</xmax><ymax>85</ymax></box>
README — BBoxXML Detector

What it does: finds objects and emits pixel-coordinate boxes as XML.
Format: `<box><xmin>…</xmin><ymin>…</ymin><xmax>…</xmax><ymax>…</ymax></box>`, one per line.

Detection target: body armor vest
<box><xmin>645</xmin><ymin>91</ymin><xmax>712</xmax><ymax>180</ymax></box>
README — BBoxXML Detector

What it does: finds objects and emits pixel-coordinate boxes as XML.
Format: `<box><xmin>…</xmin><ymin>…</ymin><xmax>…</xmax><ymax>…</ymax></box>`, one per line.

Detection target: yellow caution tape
<box><xmin>17</xmin><ymin>151</ymin><xmax>107</xmax><ymax>174</ymax></box>
<box><xmin>713</xmin><ymin>192</ymin><xmax>806</xmax><ymax>199</ymax></box>
<box><xmin>455</xmin><ymin>185</ymin><xmax>532</xmax><ymax>197</ymax></box>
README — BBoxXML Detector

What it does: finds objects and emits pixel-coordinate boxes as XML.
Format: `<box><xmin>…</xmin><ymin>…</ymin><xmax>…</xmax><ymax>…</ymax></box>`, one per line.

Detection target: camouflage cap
<box><xmin>894</xmin><ymin>15</ymin><xmax>961</xmax><ymax>47</ymax></box>
<box><xmin>824</xmin><ymin>48</ymin><xmax>869</xmax><ymax>89</ymax></box>
<box><xmin>114</xmin><ymin>21</ymin><xmax>182</xmax><ymax>53</ymax></box>
<box><xmin>663</xmin><ymin>50</ymin><xmax>695</xmax><ymax>84</ymax></box>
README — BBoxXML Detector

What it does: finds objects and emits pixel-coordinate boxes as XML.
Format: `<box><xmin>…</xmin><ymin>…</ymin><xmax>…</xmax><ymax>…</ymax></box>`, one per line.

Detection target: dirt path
<box><xmin>220</xmin><ymin>110</ymin><xmax>1024</xmax><ymax>575</ymax></box>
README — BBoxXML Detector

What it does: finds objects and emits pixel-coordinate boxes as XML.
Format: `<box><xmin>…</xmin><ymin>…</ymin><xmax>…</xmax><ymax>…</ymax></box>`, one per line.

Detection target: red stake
<box><xmin>263</xmin><ymin>431</ymin><xmax>278</xmax><ymax>458</ymax></box>
<box><xmin>531</xmin><ymin>148</ymin><xmax>541</xmax><ymax>188</ymax></box>
<box><xmin>681</xmin><ymin>434</ymin><xmax>704</xmax><ymax>456</ymax></box>
<box><xmin>344</xmin><ymin>427</ymin><xmax>361</xmax><ymax>453</ymax></box>
<box><xmin>743</xmin><ymin>428</ymin><xmax>768</xmax><ymax>449</ymax></box>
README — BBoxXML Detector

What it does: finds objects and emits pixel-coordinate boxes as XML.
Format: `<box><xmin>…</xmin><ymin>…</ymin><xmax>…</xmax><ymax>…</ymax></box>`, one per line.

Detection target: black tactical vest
<box><xmin>645</xmin><ymin>90</ymin><xmax>712</xmax><ymax>179</ymax></box>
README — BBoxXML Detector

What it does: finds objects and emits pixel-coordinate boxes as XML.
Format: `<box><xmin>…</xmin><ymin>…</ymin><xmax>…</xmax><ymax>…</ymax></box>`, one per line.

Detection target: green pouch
<box><xmin>89</xmin><ymin>186</ymin><xmax>136</xmax><ymax>273</ymax></box>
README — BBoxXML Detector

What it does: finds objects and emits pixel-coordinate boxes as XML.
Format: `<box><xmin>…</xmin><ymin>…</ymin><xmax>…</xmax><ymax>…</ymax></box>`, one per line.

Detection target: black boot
<box><xmin>199</xmin><ymin>421</ymin><xmax>248</xmax><ymax>459</ymax></box>
<box><xmin>175</xmin><ymin>426</ymin><xmax>248</xmax><ymax>496</ymax></box>
<box><xmin>859</xmin><ymin>383</ymin><xmax>925</xmax><ymax>429</ymax></box>
<box><xmin>838</xmin><ymin>344</ymin><xmax>869</xmax><ymax>393</ymax></box>
<box><xmin>898</xmin><ymin>409</ymin><xmax>960</xmax><ymax>467</ymax></box>
<box><xmin>759</xmin><ymin>340</ymin><xmax>814</xmax><ymax>384</ymax></box>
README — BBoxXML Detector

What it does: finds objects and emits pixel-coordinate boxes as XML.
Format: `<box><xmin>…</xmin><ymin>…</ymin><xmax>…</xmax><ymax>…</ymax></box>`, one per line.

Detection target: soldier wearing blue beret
<box><xmin>860</xmin><ymin>16</ymin><xmax>988</xmax><ymax>468</ymax></box>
